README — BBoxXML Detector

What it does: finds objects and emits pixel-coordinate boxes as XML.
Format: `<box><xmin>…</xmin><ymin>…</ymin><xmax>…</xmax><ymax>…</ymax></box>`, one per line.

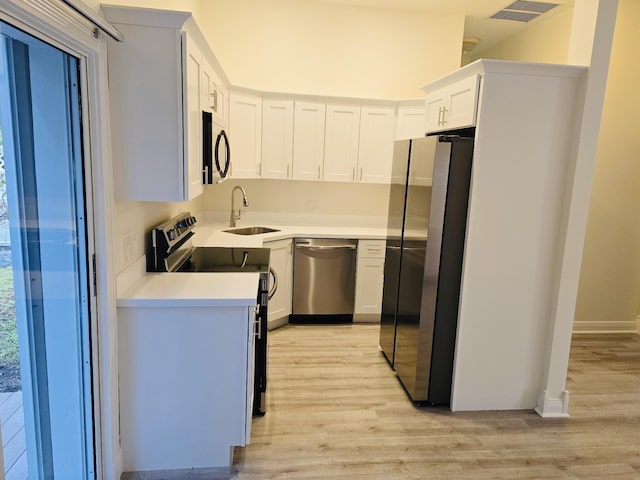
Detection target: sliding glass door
<box><xmin>0</xmin><ymin>21</ymin><xmax>94</xmax><ymax>479</ymax></box>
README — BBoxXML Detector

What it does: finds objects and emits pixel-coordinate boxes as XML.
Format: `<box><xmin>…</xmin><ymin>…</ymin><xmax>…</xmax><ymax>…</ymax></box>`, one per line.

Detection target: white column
<box><xmin>535</xmin><ymin>0</ymin><xmax>619</xmax><ymax>418</ymax></box>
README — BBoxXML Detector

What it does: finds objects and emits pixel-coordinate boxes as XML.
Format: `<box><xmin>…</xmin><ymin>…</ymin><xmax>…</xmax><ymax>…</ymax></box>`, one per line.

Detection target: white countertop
<box><xmin>116</xmin><ymin>212</ymin><xmax>425</xmax><ymax>308</ymax></box>
<box><xmin>193</xmin><ymin>223</ymin><xmax>389</xmax><ymax>247</ymax></box>
<box><xmin>117</xmin><ymin>271</ymin><xmax>260</xmax><ymax>308</ymax></box>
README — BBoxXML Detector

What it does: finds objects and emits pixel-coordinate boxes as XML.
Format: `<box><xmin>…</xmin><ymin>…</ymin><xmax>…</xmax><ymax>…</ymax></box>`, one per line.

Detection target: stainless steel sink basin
<box><xmin>224</xmin><ymin>226</ymin><xmax>280</xmax><ymax>235</ymax></box>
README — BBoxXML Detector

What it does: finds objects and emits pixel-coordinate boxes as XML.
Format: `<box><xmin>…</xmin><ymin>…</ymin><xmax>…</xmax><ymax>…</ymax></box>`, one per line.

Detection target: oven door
<box><xmin>202</xmin><ymin>111</ymin><xmax>230</xmax><ymax>185</ymax></box>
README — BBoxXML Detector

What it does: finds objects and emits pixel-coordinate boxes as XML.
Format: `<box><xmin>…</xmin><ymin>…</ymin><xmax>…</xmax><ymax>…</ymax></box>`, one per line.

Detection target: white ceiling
<box><xmin>311</xmin><ymin>0</ymin><xmax>574</xmax><ymax>55</ymax></box>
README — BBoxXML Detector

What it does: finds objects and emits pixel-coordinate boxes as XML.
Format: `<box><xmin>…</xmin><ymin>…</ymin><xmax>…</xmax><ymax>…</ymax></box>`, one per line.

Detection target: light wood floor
<box><xmin>226</xmin><ymin>325</ymin><xmax>640</xmax><ymax>480</ymax></box>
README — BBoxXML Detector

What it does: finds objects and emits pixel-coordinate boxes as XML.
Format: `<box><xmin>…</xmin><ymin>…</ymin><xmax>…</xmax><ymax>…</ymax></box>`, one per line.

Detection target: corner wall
<box><xmin>475</xmin><ymin>1</ymin><xmax>640</xmax><ymax>333</ymax></box>
<box><xmin>573</xmin><ymin>0</ymin><xmax>640</xmax><ymax>333</ymax></box>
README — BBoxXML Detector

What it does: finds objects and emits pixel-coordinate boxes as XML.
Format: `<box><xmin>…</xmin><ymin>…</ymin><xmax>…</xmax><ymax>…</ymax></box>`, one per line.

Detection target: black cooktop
<box><xmin>178</xmin><ymin>247</ymin><xmax>270</xmax><ymax>273</ymax></box>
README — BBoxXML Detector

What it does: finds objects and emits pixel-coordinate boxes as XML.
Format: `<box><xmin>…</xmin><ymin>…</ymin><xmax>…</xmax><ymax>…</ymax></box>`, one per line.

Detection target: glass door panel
<box><xmin>0</xmin><ymin>22</ymin><xmax>94</xmax><ymax>480</ymax></box>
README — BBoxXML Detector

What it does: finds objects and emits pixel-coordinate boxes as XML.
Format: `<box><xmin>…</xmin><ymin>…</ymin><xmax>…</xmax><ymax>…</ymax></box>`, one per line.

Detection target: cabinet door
<box><xmin>358</xmin><ymin>106</ymin><xmax>395</xmax><ymax>184</ymax></box>
<box><xmin>396</xmin><ymin>105</ymin><xmax>425</xmax><ymax>140</ymax></box>
<box><xmin>354</xmin><ymin>257</ymin><xmax>385</xmax><ymax>316</ymax></box>
<box><xmin>425</xmin><ymin>74</ymin><xmax>480</xmax><ymax>134</ymax></box>
<box><xmin>265</xmin><ymin>239</ymin><xmax>292</xmax><ymax>330</ymax></box>
<box><xmin>261</xmin><ymin>99</ymin><xmax>294</xmax><ymax>179</ymax></box>
<box><xmin>229</xmin><ymin>92</ymin><xmax>262</xmax><ymax>178</ymax></box>
<box><xmin>445</xmin><ymin>74</ymin><xmax>480</xmax><ymax>130</ymax></box>
<box><xmin>184</xmin><ymin>33</ymin><xmax>203</xmax><ymax>200</ymax></box>
<box><xmin>323</xmin><ymin>104</ymin><xmax>360</xmax><ymax>182</ymax></box>
<box><xmin>424</xmin><ymin>90</ymin><xmax>447</xmax><ymax>133</ymax></box>
<box><xmin>292</xmin><ymin>101</ymin><xmax>325</xmax><ymax>180</ymax></box>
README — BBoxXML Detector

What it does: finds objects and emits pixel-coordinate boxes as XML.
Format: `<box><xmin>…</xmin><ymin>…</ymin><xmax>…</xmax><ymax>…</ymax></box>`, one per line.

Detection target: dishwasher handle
<box><xmin>296</xmin><ymin>244</ymin><xmax>356</xmax><ymax>251</ymax></box>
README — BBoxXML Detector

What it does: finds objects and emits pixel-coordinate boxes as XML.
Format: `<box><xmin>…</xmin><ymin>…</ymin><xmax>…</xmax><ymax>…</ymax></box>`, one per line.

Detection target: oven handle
<box><xmin>268</xmin><ymin>267</ymin><xmax>278</xmax><ymax>300</ymax></box>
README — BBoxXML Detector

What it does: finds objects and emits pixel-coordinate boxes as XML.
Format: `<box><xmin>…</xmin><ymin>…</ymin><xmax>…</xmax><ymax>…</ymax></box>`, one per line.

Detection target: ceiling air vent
<box><xmin>490</xmin><ymin>1</ymin><xmax>559</xmax><ymax>23</ymax></box>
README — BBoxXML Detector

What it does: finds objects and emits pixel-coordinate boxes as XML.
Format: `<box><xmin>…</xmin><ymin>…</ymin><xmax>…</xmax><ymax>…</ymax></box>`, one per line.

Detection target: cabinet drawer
<box><xmin>358</xmin><ymin>239</ymin><xmax>386</xmax><ymax>259</ymax></box>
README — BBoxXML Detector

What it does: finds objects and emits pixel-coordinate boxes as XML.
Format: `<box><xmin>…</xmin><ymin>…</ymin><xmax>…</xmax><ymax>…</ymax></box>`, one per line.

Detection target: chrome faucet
<box><xmin>230</xmin><ymin>185</ymin><xmax>249</xmax><ymax>227</ymax></box>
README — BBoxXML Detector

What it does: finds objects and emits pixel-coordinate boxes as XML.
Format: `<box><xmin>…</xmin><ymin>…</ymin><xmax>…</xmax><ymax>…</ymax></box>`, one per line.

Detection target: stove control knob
<box><xmin>187</xmin><ymin>216</ymin><xmax>197</xmax><ymax>226</ymax></box>
<box><xmin>167</xmin><ymin>229</ymin><xmax>177</xmax><ymax>241</ymax></box>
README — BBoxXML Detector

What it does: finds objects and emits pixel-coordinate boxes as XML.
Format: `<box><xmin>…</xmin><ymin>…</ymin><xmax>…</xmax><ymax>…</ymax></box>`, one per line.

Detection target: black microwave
<box><xmin>202</xmin><ymin>110</ymin><xmax>230</xmax><ymax>184</ymax></box>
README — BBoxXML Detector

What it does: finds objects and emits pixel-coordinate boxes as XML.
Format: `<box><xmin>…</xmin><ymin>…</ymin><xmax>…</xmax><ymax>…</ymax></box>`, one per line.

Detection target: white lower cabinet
<box><xmin>265</xmin><ymin>239</ymin><xmax>293</xmax><ymax>329</ymax></box>
<box><xmin>117</xmin><ymin>305</ymin><xmax>255</xmax><ymax>471</ymax></box>
<box><xmin>354</xmin><ymin>239</ymin><xmax>386</xmax><ymax>322</ymax></box>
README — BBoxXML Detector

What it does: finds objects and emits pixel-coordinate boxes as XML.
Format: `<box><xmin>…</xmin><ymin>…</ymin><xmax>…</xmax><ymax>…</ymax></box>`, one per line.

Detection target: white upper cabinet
<box><xmin>229</xmin><ymin>92</ymin><xmax>262</xmax><ymax>178</ymax></box>
<box><xmin>323</xmin><ymin>104</ymin><xmax>361</xmax><ymax>182</ymax></box>
<box><xmin>261</xmin><ymin>99</ymin><xmax>294</xmax><ymax>179</ymax></box>
<box><xmin>357</xmin><ymin>106</ymin><xmax>396</xmax><ymax>184</ymax></box>
<box><xmin>184</xmin><ymin>34</ymin><xmax>204</xmax><ymax>200</ymax></box>
<box><xmin>396</xmin><ymin>104</ymin><xmax>426</xmax><ymax>140</ymax></box>
<box><xmin>424</xmin><ymin>74</ymin><xmax>480</xmax><ymax>133</ymax></box>
<box><xmin>103</xmin><ymin>7</ymin><xmax>204</xmax><ymax>202</ymax></box>
<box><xmin>292</xmin><ymin>101</ymin><xmax>326</xmax><ymax>181</ymax></box>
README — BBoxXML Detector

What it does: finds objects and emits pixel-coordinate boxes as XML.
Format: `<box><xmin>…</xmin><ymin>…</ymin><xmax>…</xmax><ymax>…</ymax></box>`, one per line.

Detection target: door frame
<box><xmin>0</xmin><ymin>1</ymin><xmax>119</xmax><ymax>478</ymax></box>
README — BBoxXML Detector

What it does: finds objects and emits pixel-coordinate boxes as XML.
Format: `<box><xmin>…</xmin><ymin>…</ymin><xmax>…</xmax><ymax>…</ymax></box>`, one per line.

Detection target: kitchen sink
<box><xmin>224</xmin><ymin>226</ymin><xmax>281</xmax><ymax>235</ymax></box>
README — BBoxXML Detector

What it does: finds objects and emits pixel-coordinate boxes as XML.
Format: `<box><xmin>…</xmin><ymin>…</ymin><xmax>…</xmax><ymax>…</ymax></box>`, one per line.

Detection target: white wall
<box><xmin>470</xmin><ymin>8</ymin><xmax>573</xmax><ymax>64</ymax></box>
<box><xmin>201</xmin><ymin>179</ymin><xmax>389</xmax><ymax>218</ymax></box>
<box><xmin>573</xmin><ymin>0</ymin><xmax>640</xmax><ymax>332</ymax></box>
<box><xmin>199</xmin><ymin>0</ymin><xmax>464</xmax><ymax>99</ymax></box>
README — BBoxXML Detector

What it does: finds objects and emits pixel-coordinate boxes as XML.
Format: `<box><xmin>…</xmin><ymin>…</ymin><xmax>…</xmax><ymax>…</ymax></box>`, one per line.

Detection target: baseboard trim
<box><xmin>535</xmin><ymin>390</ymin><xmax>570</xmax><ymax>418</ymax></box>
<box><xmin>572</xmin><ymin>320</ymin><xmax>638</xmax><ymax>334</ymax></box>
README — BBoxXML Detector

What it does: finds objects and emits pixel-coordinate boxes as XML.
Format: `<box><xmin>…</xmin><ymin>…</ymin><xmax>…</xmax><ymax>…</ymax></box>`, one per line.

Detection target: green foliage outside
<box><xmin>0</xmin><ymin>266</ymin><xmax>18</xmax><ymax>367</ymax></box>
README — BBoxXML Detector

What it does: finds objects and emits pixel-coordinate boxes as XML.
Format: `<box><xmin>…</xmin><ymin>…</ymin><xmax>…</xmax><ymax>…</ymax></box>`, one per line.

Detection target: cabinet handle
<box><xmin>437</xmin><ymin>107</ymin><xmax>443</xmax><ymax>126</ymax></box>
<box><xmin>317</xmin><ymin>165</ymin><xmax>321</xmax><ymax>179</ymax></box>
<box><xmin>352</xmin><ymin>167</ymin><xmax>355</xmax><ymax>181</ymax></box>
<box><xmin>254</xmin><ymin>314</ymin><xmax>261</xmax><ymax>340</ymax></box>
<box><xmin>360</xmin><ymin>168</ymin><xmax>363</xmax><ymax>181</ymax></box>
<box><xmin>258</xmin><ymin>162</ymin><xmax>262</xmax><ymax>176</ymax></box>
<box><xmin>441</xmin><ymin>106</ymin><xmax>448</xmax><ymax>125</ymax></box>
<box><xmin>286</xmin><ymin>164</ymin><xmax>290</xmax><ymax>178</ymax></box>
<box><xmin>210</xmin><ymin>91</ymin><xmax>217</xmax><ymax>111</ymax></box>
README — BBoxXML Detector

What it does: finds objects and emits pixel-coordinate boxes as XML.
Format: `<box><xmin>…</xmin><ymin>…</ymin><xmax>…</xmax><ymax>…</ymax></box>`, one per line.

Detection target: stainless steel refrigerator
<box><xmin>379</xmin><ymin>134</ymin><xmax>474</xmax><ymax>405</ymax></box>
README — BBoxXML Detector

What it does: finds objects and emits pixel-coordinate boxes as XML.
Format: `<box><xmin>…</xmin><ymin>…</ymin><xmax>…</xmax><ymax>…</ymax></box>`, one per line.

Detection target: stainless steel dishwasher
<box><xmin>291</xmin><ymin>238</ymin><xmax>357</xmax><ymax>323</ymax></box>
